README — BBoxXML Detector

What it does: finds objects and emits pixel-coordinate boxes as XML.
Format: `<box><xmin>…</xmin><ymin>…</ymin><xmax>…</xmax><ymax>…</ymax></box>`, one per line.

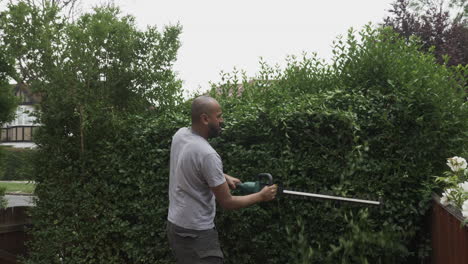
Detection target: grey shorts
<box><xmin>166</xmin><ymin>221</ymin><xmax>224</xmax><ymax>264</ymax></box>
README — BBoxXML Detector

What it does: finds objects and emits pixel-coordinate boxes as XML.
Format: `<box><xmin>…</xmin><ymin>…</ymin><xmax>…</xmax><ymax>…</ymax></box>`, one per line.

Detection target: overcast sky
<box><xmin>6</xmin><ymin>0</ymin><xmax>397</xmax><ymax>95</ymax></box>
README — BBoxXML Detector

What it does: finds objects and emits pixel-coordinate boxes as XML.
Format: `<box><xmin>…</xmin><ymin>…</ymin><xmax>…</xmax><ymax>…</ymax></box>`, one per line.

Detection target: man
<box><xmin>167</xmin><ymin>95</ymin><xmax>278</xmax><ymax>264</ymax></box>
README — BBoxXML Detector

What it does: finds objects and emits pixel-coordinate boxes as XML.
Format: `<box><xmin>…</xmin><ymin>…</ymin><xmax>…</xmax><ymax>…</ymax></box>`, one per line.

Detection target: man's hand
<box><xmin>224</xmin><ymin>174</ymin><xmax>241</xmax><ymax>189</ymax></box>
<box><xmin>258</xmin><ymin>184</ymin><xmax>278</xmax><ymax>202</ymax></box>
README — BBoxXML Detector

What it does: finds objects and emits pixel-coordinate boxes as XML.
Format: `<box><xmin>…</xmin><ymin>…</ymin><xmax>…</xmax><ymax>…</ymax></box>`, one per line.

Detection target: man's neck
<box><xmin>191</xmin><ymin>124</ymin><xmax>208</xmax><ymax>140</ymax></box>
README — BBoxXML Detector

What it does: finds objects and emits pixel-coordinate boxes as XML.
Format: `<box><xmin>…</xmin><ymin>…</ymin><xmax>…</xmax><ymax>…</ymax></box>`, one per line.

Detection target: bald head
<box><xmin>191</xmin><ymin>96</ymin><xmax>220</xmax><ymax>123</ymax></box>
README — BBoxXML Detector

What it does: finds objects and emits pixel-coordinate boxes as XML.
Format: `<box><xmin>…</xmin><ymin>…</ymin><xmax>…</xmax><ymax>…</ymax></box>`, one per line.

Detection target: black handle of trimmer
<box><xmin>257</xmin><ymin>173</ymin><xmax>273</xmax><ymax>187</ymax></box>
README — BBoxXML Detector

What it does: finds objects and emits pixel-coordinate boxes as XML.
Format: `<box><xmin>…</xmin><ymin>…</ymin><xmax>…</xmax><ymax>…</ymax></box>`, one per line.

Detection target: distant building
<box><xmin>0</xmin><ymin>84</ymin><xmax>40</xmax><ymax>148</ymax></box>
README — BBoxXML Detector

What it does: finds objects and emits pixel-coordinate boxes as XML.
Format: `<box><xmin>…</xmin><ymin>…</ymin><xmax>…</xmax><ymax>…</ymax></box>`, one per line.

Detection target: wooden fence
<box><xmin>431</xmin><ymin>194</ymin><xmax>468</xmax><ymax>264</ymax></box>
<box><xmin>0</xmin><ymin>206</ymin><xmax>31</xmax><ymax>264</ymax></box>
<box><xmin>1</xmin><ymin>126</ymin><xmax>38</xmax><ymax>143</ymax></box>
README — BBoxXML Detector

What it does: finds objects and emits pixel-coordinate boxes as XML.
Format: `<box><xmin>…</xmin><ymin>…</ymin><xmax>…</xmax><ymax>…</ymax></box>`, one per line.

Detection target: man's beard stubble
<box><xmin>207</xmin><ymin>122</ymin><xmax>222</xmax><ymax>139</ymax></box>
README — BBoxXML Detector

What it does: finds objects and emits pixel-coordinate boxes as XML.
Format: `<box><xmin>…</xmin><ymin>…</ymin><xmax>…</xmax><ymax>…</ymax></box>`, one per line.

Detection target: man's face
<box><xmin>206</xmin><ymin>103</ymin><xmax>223</xmax><ymax>139</ymax></box>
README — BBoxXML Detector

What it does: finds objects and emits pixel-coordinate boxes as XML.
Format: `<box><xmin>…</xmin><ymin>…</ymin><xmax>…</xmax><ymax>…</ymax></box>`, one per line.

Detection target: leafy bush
<box><xmin>208</xmin><ymin>26</ymin><xmax>467</xmax><ymax>263</ymax></box>
<box><xmin>14</xmin><ymin>2</ymin><xmax>184</xmax><ymax>263</ymax></box>
<box><xmin>0</xmin><ymin>146</ymin><xmax>36</xmax><ymax>181</ymax></box>
<box><xmin>22</xmin><ymin>9</ymin><xmax>467</xmax><ymax>264</ymax></box>
<box><xmin>0</xmin><ymin>186</ymin><xmax>7</xmax><ymax>209</ymax></box>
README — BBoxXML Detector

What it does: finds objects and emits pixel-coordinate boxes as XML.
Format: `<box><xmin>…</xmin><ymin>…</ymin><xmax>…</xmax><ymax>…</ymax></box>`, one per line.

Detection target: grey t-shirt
<box><xmin>167</xmin><ymin>127</ymin><xmax>226</xmax><ymax>230</ymax></box>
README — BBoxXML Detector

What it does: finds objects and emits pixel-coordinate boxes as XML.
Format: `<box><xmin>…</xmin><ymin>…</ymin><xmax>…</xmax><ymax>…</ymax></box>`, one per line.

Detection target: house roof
<box><xmin>11</xmin><ymin>83</ymin><xmax>41</xmax><ymax>105</ymax></box>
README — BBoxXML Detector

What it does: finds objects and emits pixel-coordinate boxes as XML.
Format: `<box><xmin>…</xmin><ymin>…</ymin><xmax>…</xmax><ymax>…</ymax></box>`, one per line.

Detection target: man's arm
<box><xmin>211</xmin><ymin>182</ymin><xmax>277</xmax><ymax>210</ymax></box>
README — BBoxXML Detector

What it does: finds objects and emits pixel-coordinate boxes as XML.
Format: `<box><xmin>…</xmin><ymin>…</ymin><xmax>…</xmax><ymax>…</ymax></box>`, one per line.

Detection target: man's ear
<box><xmin>201</xmin><ymin>113</ymin><xmax>209</xmax><ymax>125</ymax></box>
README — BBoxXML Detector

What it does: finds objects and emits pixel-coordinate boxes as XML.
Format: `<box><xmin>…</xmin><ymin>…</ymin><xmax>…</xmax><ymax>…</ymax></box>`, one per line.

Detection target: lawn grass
<box><xmin>0</xmin><ymin>181</ymin><xmax>35</xmax><ymax>194</ymax></box>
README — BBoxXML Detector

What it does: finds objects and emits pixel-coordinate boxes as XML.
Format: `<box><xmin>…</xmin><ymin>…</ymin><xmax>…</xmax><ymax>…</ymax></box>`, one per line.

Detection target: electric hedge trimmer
<box><xmin>236</xmin><ymin>173</ymin><xmax>381</xmax><ymax>206</ymax></box>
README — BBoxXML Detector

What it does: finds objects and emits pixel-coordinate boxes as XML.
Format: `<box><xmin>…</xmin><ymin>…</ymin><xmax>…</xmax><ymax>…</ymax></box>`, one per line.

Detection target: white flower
<box><xmin>462</xmin><ymin>200</ymin><xmax>468</xmax><ymax>218</ymax></box>
<box><xmin>440</xmin><ymin>189</ymin><xmax>453</xmax><ymax>206</ymax></box>
<box><xmin>440</xmin><ymin>196</ymin><xmax>449</xmax><ymax>206</ymax></box>
<box><xmin>447</xmin><ymin>156</ymin><xmax>467</xmax><ymax>172</ymax></box>
<box><xmin>458</xmin><ymin>181</ymin><xmax>468</xmax><ymax>192</ymax></box>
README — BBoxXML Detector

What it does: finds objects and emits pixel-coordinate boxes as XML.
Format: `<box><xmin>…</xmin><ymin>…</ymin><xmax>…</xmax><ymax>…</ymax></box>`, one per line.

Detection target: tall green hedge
<box><xmin>26</xmin><ymin>25</ymin><xmax>467</xmax><ymax>263</ymax></box>
<box><xmin>209</xmin><ymin>26</ymin><xmax>468</xmax><ymax>263</ymax></box>
<box><xmin>17</xmin><ymin>3</ymin><xmax>184</xmax><ymax>264</ymax></box>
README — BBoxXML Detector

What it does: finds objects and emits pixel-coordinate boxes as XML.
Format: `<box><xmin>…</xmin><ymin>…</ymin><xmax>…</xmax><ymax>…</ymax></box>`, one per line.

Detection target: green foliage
<box><xmin>28</xmin><ymin>112</ymin><xmax>188</xmax><ymax>264</ymax></box>
<box><xmin>0</xmin><ymin>146</ymin><xmax>36</xmax><ymax>180</ymax></box>
<box><xmin>0</xmin><ymin>186</ymin><xmax>7</xmax><ymax>209</ymax></box>
<box><xmin>0</xmin><ymin>82</ymin><xmax>17</xmax><ymax>125</ymax></box>
<box><xmin>207</xmin><ymin>25</ymin><xmax>467</xmax><ymax>263</ymax></box>
<box><xmin>0</xmin><ymin>13</ymin><xmax>18</xmax><ymax>174</ymax></box>
<box><xmin>1</xmin><ymin>1</ymin><xmax>184</xmax><ymax>263</ymax></box>
<box><xmin>24</xmin><ymin>24</ymin><xmax>464</xmax><ymax>263</ymax></box>
<box><xmin>286</xmin><ymin>217</ymin><xmax>316</xmax><ymax>264</ymax></box>
<box><xmin>0</xmin><ymin>28</ymin><xmax>17</xmax><ymax>125</ymax></box>
<box><xmin>327</xmin><ymin>210</ymin><xmax>406</xmax><ymax>264</ymax></box>
<box><xmin>10</xmin><ymin>2</ymin><xmax>466</xmax><ymax>262</ymax></box>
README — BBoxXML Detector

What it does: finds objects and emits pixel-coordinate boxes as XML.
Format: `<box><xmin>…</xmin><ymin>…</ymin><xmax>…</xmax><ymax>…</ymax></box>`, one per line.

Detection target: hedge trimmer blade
<box><xmin>280</xmin><ymin>189</ymin><xmax>381</xmax><ymax>206</ymax></box>
<box><xmin>237</xmin><ymin>173</ymin><xmax>382</xmax><ymax>206</ymax></box>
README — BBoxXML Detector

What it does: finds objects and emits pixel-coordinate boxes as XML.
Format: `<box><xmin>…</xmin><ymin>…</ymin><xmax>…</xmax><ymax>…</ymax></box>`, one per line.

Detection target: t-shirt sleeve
<box><xmin>201</xmin><ymin>153</ymin><xmax>226</xmax><ymax>187</ymax></box>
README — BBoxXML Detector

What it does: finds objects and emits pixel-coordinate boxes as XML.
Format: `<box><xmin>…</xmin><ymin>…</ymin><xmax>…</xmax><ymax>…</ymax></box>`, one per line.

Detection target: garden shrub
<box><xmin>17</xmin><ymin>3</ymin><xmax>184</xmax><ymax>264</ymax></box>
<box><xmin>0</xmin><ymin>146</ymin><xmax>36</xmax><ymax>181</ymax></box>
<box><xmin>207</xmin><ymin>26</ymin><xmax>467</xmax><ymax>263</ymax></box>
<box><xmin>23</xmin><ymin>11</ymin><xmax>467</xmax><ymax>264</ymax></box>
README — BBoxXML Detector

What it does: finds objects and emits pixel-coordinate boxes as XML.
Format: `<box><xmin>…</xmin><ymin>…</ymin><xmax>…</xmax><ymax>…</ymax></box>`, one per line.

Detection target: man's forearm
<box><xmin>221</xmin><ymin>193</ymin><xmax>263</xmax><ymax>210</ymax></box>
<box><xmin>212</xmin><ymin>182</ymin><xmax>264</xmax><ymax>210</ymax></box>
<box><xmin>212</xmin><ymin>181</ymin><xmax>276</xmax><ymax>210</ymax></box>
